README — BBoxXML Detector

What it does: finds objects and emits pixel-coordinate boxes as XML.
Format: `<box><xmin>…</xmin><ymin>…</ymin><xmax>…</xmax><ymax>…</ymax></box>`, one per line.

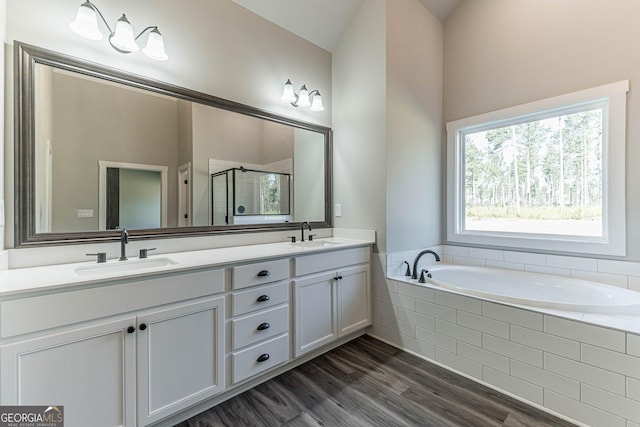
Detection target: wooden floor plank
<box><xmin>176</xmin><ymin>336</ymin><xmax>576</xmax><ymax>427</ymax></box>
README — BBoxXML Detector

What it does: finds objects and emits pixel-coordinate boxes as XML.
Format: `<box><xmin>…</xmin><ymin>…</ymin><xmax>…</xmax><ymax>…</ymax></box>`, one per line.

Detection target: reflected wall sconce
<box><xmin>70</xmin><ymin>1</ymin><xmax>168</xmax><ymax>61</ymax></box>
<box><xmin>281</xmin><ymin>79</ymin><xmax>324</xmax><ymax>112</ymax></box>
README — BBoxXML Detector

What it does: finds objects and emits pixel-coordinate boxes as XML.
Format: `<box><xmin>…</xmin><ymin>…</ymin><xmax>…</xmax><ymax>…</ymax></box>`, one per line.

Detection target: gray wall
<box><xmin>444</xmin><ymin>0</ymin><xmax>640</xmax><ymax>261</ymax></box>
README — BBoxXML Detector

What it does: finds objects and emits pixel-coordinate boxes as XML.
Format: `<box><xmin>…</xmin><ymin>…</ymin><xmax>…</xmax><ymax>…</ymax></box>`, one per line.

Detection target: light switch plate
<box><xmin>0</xmin><ymin>199</ymin><xmax>4</xmax><ymax>226</ymax></box>
<box><xmin>77</xmin><ymin>209</ymin><xmax>94</xmax><ymax>218</ymax></box>
<box><xmin>335</xmin><ymin>203</ymin><xmax>342</xmax><ymax>217</ymax></box>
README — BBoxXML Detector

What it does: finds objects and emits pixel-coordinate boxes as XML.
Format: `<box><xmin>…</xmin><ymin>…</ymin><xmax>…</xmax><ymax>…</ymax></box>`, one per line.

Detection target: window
<box><xmin>446</xmin><ymin>81</ymin><xmax>628</xmax><ymax>256</ymax></box>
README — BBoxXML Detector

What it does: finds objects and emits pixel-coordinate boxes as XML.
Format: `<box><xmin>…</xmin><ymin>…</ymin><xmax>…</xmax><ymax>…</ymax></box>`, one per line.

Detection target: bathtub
<box><xmin>399</xmin><ymin>264</ymin><xmax>640</xmax><ymax>314</ymax></box>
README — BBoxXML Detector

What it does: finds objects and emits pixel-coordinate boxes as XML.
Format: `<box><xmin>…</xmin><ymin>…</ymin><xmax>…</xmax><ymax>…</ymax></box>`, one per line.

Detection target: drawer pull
<box><xmin>257</xmin><ymin>353</ymin><xmax>270</xmax><ymax>363</ymax></box>
<box><xmin>257</xmin><ymin>322</ymin><xmax>270</xmax><ymax>331</ymax></box>
<box><xmin>139</xmin><ymin>323</ymin><xmax>147</xmax><ymax>331</ymax></box>
<box><xmin>256</xmin><ymin>294</ymin><xmax>270</xmax><ymax>302</ymax></box>
<box><xmin>334</xmin><ymin>275</ymin><xmax>343</xmax><ymax>281</ymax></box>
<box><xmin>257</xmin><ymin>270</ymin><xmax>271</xmax><ymax>277</ymax></box>
<box><xmin>127</xmin><ymin>326</ymin><xmax>136</xmax><ymax>334</ymax></box>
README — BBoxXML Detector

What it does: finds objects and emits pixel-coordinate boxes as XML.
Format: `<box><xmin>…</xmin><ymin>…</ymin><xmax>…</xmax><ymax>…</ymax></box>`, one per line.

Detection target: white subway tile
<box><xmin>369</xmin><ymin>324</ymin><xmax>400</xmax><ymax>346</ymax></box>
<box><xmin>435</xmin><ymin>290</ymin><xmax>482</xmax><ymax>314</ymax></box>
<box><xmin>373</xmin><ymin>287</ymin><xmax>393</xmax><ymax>304</ymax></box>
<box><xmin>485</xmin><ymin>260</ymin><xmax>525</xmax><ymax>271</ymax></box>
<box><xmin>457</xmin><ymin>311</ymin><xmax>509</xmax><ymax>339</ymax></box>
<box><xmin>391</xmin><ymin>317</ymin><xmax>416</xmax><ymax>338</ymax></box>
<box><xmin>373</xmin><ymin>300</ymin><xmax>395</xmax><ymax>320</ymax></box>
<box><xmin>598</xmin><ymin>259</ymin><xmax>640</xmax><ymax>277</ymax></box>
<box><xmin>582</xmin><ymin>344</ymin><xmax>640</xmax><ymax>380</ymax></box>
<box><xmin>468</xmin><ymin>247</ymin><xmax>504</xmax><ymax>261</ymax></box>
<box><xmin>435</xmin><ymin>319</ymin><xmax>482</xmax><ymax>347</ymax></box>
<box><xmin>389</xmin><ymin>293</ymin><xmax>415</xmax><ymax>310</ymax></box>
<box><xmin>436</xmin><ymin>348</ymin><xmax>482</xmax><ymax>379</ymax></box>
<box><xmin>483</xmin><ymin>366</ymin><xmax>543</xmax><ymax>405</ymax></box>
<box><xmin>416</xmin><ymin>326</ymin><xmax>457</xmax><ymax>353</ymax></box>
<box><xmin>511</xmin><ymin>325</ymin><xmax>580</xmax><ymax>360</ymax></box>
<box><xmin>544</xmin><ymin>316</ymin><xmax>626</xmax><ymax>353</ymax></box>
<box><xmin>547</xmin><ymin>254</ymin><xmax>598</xmax><ymax>272</ymax></box>
<box><xmin>452</xmin><ymin>255</ymin><xmax>486</xmax><ymax>267</ymax></box>
<box><xmin>544</xmin><ymin>353</ymin><xmax>626</xmax><ymax>396</ymax></box>
<box><xmin>629</xmin><ymin>277</ymin><xmax>640</xmax><ymax>292</ymax></box>
<box><xmin>582</xmin><ymin>384</ymin><xmax>640</xmax><ymax>423</ymax></box>
<box><xmin>415</xmin><ymin>299</ymin><xmax>457</xmax><ymax>323</ymax></box>
<box><xmin>629</xmin><ymin>334</ymin><xmax>640</xmax><ymax>357</ymax></box>
<box><xmin>457</xmin><ymin>341</ymin><xmax>509</xmax><ymax>373</ymax></box>
<box><xmin>544</xmin><ymin>390</ymin><xmax>626</xmax><ymax>427</ymax></box>
<box><xmin>394</xmin><ymin>306</ymin><xmax>435</xmax><ymax>331</ymax></box>
<box><xmin>524</xmin><ymin>264</ymin><xmax>571</xmax><ymax>277</ymax></box>
<box><xmin>483</xmin><ymin>334</ymin><xmax>543</xmax><ymax>368</ymax></box>
<box><xmin>503</xmin><ymin>250</ymin><xmax>547</xmax><ymax>266</ymax></box>
<box><xmin>482</xmin><ymin>301</ymin><xmax>543</xmax><ymax>331</ymax></box>
<box><xmin>397</xmin><ymin>282</ymin><xmax>435</xmax><ymax>302</ymax></box>
<box><xmin>442</xmin><ymin>254</ymin><xmax>454</xmax><ymax>264</ymax></box>
<box><xmin>628</xmin><ymin>377</ymin><xmax>640</xmax><ymax>402</ymax></box>
<box><xmin>400</xmin><ymin>335</ymin><xmax>436</xmax><ymax>360</ymax></box>
<box><xmin>443</xmin><ymin>245</ymin><xmax>469</xmax><ymax>257</ymax></box>
<box><xmin>511</xmin><ymin>360</ymin><xmax>580</xmax><ymax>399</ymax></box>
<box><xmin>570</xmin><ymin>269</ymin><xmax>629</xmax><ymax>289</ymax></box>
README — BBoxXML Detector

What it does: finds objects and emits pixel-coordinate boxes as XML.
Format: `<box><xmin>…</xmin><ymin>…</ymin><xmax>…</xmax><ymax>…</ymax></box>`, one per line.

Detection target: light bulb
<box><xmin>310</xmin><ymin>92</ymin><xmax>325</xmax><ymax>112</ymax></box>
<box><xmin>281</xmin><ymin>79</ymin><xmax>296</xmax><ymax>103</ymax></box>
<box><xmin>70</xmin><ymin>1</ymin><xmax>103</xmax><ymax>41</ymax></box>
<box><xmin>296</xmin><ymin>85</ymin><xmax>311</xmax><ymax>108</ymax></box>
<box><xmin>143</xmin><ymin>28</ymin><xmax>168</xmax><ymax>61</ymax></box>
<box><xmin>109</xmin><ymin>14</ymin><xmax>139</xmax><ymax>53</ymax></box>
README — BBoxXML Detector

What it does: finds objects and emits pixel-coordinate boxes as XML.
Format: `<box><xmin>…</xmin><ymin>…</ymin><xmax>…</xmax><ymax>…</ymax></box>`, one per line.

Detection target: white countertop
<box><xmin>0</xmin><ymin>237</ymin><xmax>373</xmax><ymax>300</ymax></box>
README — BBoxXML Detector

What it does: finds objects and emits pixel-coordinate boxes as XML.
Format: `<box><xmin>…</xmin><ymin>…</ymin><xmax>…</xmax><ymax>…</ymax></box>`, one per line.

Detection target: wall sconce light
<box><xmin>70</xmin><ymin>1</ymin><xmax>168</xmax><ymax>61</ymax></box>
<box><xmin>281</xmin><ymin>79</ymin><xmax>324</xmax><ymax>112</ymax></box>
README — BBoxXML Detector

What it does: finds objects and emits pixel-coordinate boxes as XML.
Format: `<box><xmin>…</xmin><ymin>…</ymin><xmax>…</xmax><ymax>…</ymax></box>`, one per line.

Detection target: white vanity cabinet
<box><xmin>229</xmin><ymin>259</ymin><xmax>291</xmax><ymax>384</ymax></box>
<box><xmin>0</xmin><ymin>268</ymin><xmax>226</xmax><ymax>427</ymax></box>
<box><xmin>293</xmin><ymin>247</ymin><xmax>371</xmax><ymax>357</ymax></box>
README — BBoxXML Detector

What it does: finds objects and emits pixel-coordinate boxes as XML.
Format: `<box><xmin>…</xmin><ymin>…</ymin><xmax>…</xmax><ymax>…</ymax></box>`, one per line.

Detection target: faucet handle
<box><xmin>308</xmin><ymin>234</ymin><xmax>317</xmax><ymax>241</ymax></box>
<box><xmin>287</xmin><ymin>236</ymin><xmax>296</xmax><ymax>243</ymax></box>
<box><xmin>403</xmin><ymin>261</ymin><xmax>411</xmax><ymax>276</ymax></box>
<box><xmin>87</xmin><ymin>253</ymin><xmax>107</xmax><ymax>263</ymax></box>
<box><xmin>139</xmin><ymin>248</ymin><xmax>157</xmax><ymax>259</ymax></box>
<box><xmin>419</xmin><ymin>269</ymin><xmax>430</xmax><ymax>283</ymax></box>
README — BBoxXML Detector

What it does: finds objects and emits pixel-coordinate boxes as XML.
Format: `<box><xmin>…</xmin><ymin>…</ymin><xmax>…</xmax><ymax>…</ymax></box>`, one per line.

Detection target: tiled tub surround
<box><xmin>374</xmin><ymin>246</ymin><xmax>640</xmax><ymax>427</ymax></box>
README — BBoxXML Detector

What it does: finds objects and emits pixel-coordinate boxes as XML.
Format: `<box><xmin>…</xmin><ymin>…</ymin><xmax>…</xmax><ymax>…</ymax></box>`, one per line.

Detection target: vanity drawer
<box><xmin>232</xmin><ymin>259</ymin><xmax>289</xmax><ymax>290</ymax></box>
<box><xmin>232</xmin><ymin>333</ymin><xmax>290</xmax><ymax>384</ymax></box>
<box><xmin>294</xmin><ymin>247</ymin><xmax>370</xmax><ymax>276</ymax></box>
<box><xmin>231</xmin><ymin>305</ymin><xmax>289</xmax><ymax>350</ymax></box>
<box><xmin>232</xmin><ymin>281</ymin><xmax>289</xmax><ymax>317</ymax></box>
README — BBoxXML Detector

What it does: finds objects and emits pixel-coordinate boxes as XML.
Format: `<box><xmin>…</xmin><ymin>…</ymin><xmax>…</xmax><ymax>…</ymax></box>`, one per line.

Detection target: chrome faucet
<box><xmin>119</xmin><ymin>229</ymin><xmax>129</xmax><ymax>261</ymax></box>
<box><xmin>300</xmin><ymin>221</ymin><xmax>312</xmax><ymax>242</ymax></box>
<box><xmin>411</xmin><ymin>249</ymin><xmax>440</xmax><ymax>279</ymax></box>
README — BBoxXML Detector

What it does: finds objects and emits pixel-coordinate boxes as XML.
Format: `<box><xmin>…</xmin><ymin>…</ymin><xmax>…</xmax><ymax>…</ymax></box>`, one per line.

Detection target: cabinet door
<box><xmin>0</xmin><ymin>317</ymin><xmax>136</xmax><ymax>427</ymax></box>
<box><xmin>293</xmin><ymin>271</ymin><xmax>337</xmax><ymax>357</ymax></box>
<box><xmin>137</xmin><ymin>296</ymin><xmax>225</xmax><ymax>426</ymax></box>
<box><xmin>337</xmin><ymin>265</ymin><xmax>371</xmax><ymax>337</ymax></box>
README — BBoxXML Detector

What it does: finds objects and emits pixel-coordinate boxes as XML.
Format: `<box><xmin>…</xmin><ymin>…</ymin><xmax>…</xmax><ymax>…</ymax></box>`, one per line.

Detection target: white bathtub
<box><xmin>399</xmin><ymin>264</ymin><xmax>640</xmax><ymax>314</ymax></box>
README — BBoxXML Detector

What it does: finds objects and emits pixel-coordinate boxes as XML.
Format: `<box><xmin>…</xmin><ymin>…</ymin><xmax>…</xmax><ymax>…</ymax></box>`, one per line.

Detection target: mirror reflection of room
<box><xmin>33</xmin><ymin>63</ymin><xmax>325</xmax><ymax>233</ymax></box>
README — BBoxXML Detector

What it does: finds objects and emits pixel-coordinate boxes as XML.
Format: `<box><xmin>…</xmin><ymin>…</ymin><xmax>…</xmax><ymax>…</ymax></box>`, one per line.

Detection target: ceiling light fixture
<box><xmin>70</xmin><ymin>1</ymin><xmax>168</xmax><ymax>61</ymax></box>
<box><xmin>281</xmin><ymin>79</ymin><xmax>324</xmax><ymax>112</ymax></box>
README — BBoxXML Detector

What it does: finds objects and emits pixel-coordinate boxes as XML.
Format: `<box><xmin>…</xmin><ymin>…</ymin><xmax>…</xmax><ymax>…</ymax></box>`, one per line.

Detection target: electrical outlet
<box><xmin>335</xmin><ymin>203</ymin><xmax>342</xmax><ymax>217</ymax></box>
<box><xmin>77</xmin><ymin>209</ymin><xmax>94</xmax><ymax>218</ymax></box>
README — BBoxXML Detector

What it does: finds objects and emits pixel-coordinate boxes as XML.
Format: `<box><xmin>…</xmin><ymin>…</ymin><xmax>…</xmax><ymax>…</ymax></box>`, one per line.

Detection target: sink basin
<box><xmin>290</xmin><ymin>240</ymin><xmax>341</xmax><ymax>248</ymax></box>
<box><xmin>74</xmin><ymin>257</ymin><xmax>178</xmax><ymax>276</ymax></box>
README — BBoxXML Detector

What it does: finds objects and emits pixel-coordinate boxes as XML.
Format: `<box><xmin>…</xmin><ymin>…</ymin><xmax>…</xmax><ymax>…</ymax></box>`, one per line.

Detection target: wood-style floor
<box><xmin>175</xmin><ymin>335</ymin><xmax>576</xmax><ymax>427</ymax></box>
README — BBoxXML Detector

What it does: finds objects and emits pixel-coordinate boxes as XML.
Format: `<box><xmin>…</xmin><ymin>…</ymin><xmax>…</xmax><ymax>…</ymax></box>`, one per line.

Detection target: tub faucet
<box><xmin>419</xmin><ymin>269</ymin><xmax>432</xmax><ymax>283</ymax></box>
<box><xmin>119</xmin><ymin>229</ymin><xmax>129</xmax><ymax>261</ymax></box>
<box><xmin>412</xmin><ymin>249</ymin><xmax>440</xmax><ymax>280</ymax></box>
<box><xmin>300</xmin><ymin>221</ymin><xmax>312</xmax><ymax>242</ymax></box>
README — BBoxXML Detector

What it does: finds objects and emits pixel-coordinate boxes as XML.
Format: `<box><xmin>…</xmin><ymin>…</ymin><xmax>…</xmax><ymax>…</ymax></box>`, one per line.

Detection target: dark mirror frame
<box><xmin>14</xmin><ymin>42</ymin><xmax>332</xmax><ymax>247</ymax></box>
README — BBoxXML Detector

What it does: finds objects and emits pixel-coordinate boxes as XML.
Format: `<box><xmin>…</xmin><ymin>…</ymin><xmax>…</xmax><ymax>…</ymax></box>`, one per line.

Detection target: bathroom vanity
<box><xmin>0</xmin><ymin>238</ymin><xmax>372</xmax><ymax>427</ymax></box>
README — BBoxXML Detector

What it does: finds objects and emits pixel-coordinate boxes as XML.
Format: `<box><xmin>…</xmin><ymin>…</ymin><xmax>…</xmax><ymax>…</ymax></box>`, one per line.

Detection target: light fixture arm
<box><xmin>135</xmin><ymin>26</ymin><xmax>158</xmax><ymax>41</ymax></box>
<box><xmin>84</xmin><ymin>0</ymin><xmax>114</xmax><ymax>35</ymax></box>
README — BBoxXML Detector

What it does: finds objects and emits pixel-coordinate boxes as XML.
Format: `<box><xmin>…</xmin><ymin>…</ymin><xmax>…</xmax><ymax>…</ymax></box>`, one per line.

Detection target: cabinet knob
<box><xmin>257</xmin><ymin>270</ymin><xmax>271</xmax><ymax>277</ymax></box>
<box><xmin>127</xmin><ymin>326</ymin><xmax>135</xmax><ymax>334</ymax></box>
<box><xmin>256</xmin><ymin>295</ymin><xmax>270</xmax><ymax>302</ymax></box>
<box><xmin>257</xmin><ymin>353</ymin><xmax>270</xmax><ymax>363</ymax></box>
<box><xmin>139</xmin><ymin>323</ymin><xmax>147</xmax><ymax>331</ymax></box>
<box><xmin>334</xmin><ymin>275</ymin><xmax>343</xmax><ymax>281</ymax></box>
<box><xmin>257</xmin><ymin>322</ymin><xmax>270</xmax><ymax>331</ymax></box>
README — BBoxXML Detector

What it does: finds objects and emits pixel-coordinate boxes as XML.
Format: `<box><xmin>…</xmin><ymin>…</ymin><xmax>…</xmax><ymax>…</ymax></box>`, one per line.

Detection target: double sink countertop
<box><xmin>0</xmin><ymin>237</ymin><xmax>374</xmax><ymax>300</ymax></box>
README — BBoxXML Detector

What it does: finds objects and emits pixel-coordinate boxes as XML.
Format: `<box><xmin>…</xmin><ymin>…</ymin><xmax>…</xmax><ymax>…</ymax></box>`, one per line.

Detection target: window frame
<box><xmin>446</xmin><ymin>81</ymin><xmax>628</xmax><ymax>256</ymax></box>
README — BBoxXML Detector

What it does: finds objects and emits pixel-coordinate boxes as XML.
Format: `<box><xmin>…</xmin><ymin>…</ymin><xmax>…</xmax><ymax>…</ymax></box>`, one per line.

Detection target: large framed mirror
<box><xmin>14</xmin><ymin>42</ymin><xmax>332</xmax><ymax>247</ymax></box>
